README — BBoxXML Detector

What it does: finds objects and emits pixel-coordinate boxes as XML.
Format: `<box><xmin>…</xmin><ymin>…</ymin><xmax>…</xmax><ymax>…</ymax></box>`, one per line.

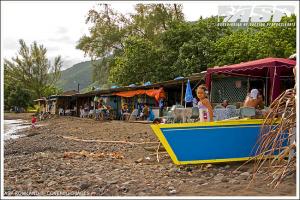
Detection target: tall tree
<box><xmin>109</xmin><ymin>36</ymin><xmax>160</xmax><ymax>85</ymax></box>
<box><xmin>210</xmin><ymin>15</ymin><xmax>296</xmax><ymax>67</ymax></box>
<box><xmin>77</xmin><ymin>3</ymin><xmax>185</xmax><ymax>86</ymax></box>
<box><xmin>4</xmin><ymin>39</ymin><xmax>62</xmax><ymax>99</ymax></box>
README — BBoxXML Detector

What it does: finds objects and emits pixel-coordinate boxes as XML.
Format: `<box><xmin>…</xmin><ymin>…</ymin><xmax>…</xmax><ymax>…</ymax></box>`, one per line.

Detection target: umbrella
<box><xmin>184</xmin><ymin>79</ymin><xmax>193</xmax><ymax>107</ymax></box>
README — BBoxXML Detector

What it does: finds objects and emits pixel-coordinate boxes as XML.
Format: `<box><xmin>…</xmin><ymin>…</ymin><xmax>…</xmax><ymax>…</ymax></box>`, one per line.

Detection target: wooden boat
<box><xmin>151</xmin><ymin>119</ymin><xmax>286</xmax><ymax>165</ymax></box>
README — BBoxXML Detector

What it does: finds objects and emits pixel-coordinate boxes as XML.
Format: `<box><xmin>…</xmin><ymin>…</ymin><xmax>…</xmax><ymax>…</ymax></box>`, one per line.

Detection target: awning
<box><xmin>205</xmin><ymin>57</ymin><xmax>296</xmax><ymax>102</ymax></box>
<box><xmin>113</xmin><ymin>87</ymin><xmax>166</xmax><ymax>101</ymax></box>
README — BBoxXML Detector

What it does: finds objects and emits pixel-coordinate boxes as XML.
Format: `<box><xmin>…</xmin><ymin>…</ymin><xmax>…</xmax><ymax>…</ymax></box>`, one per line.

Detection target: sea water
<box><xmin>3</xmin><ymin>119</ymin><xmax>30</xmax><ymax>140</ymax></box>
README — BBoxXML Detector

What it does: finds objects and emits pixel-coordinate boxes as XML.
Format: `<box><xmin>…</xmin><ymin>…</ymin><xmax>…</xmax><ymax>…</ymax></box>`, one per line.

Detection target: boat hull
<box><xmin>151</xmin><ymin>119</ymin><xmax>282</xmax><ymax>165</ymax></box>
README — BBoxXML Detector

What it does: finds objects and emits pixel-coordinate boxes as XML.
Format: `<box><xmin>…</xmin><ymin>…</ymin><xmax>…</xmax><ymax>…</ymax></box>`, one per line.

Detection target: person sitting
<box><xmin>72</xmin><ymin>106</ymin><xmax>77</xmax><ymax>116</ymax></box>
<box><xmin>104</xmin><ymin>105</ymin><xmax>112</xmax><ymax>120</ymax></box>
<box><xmin>196</xmin><ymin>85</ymin><xmax>213</xmax><ymax>122</ymax></box>
<box><xmin>96</xmin><ymin>103</ymin><xmax>107</xmax><ymax>120</ymax></box>
<box><xmin>153</xmin><ymin>118</ymin><xmax>166</xmax><ymax>124</ymax></box>
<box><xmin>88</xmin><ymin>109</ymin><xmax>95</xmax><ymax>118</ymax></box>
<box><xmin>65</xmin><ymin>106</ymin><xmax>71</xmax><ymax>116</ymax></box>
<box><xmin>141</xmin><ymin>103</ymin><xmax>150</xmax><ymax>120</ymax></box>
<box><xmin>243</xmin><ymin>89</ymin><xmax>263</xmax><ymax>109</ymax></box>
<box><xmin>79</xmin><ymin>106</ymin><xmax>85</xmax><ymax>118</ymax></box>
<box><xmin>58</xmin><ymin>107</ymin><xmax>64</xmax><ymax>116</ymax></box>
<box><xmin>221</xmin><ymin>99</ymin><xmax>229</xmax><ymax>108</ymax></box>
<box><xmin>121</xmin><ymin>103</ymin><xmax>130</xmax><ymax>120</ymax></box>
<box><xmin>84</xmin><ymin>103</ymin><xmax>90</xmax><ymax>117</ymax></box>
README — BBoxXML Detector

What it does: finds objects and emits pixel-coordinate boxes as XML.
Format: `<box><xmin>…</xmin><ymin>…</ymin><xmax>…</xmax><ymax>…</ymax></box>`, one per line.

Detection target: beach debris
<box><xmin>47</xmin><ymin>181</ymin><xmax>57</xmax><ymax>187</ymax></box>
<box><xmin>79</xmin><ymin>181</ymin><xmax>91</xmax><ymax>190</ymax></box>
<box><xmin>169</xmin><ymin>189</ymin><xmax>177</xmax><ymax>194</ymax></box>
<box><xmin>135</xmin><ymin>158</ymin><xmax>143</xmax><ymax>163</ymax></box>
<box><xmin>156</xmin><ymin>142</ymin><xmax>161</xmax><ymax>163</ymax></box>
<box><xmin>63</xmin><ymin>150</ymin><xmax>124</xmax><ymax>159</ymax></box>
<box><xmin>206</xmin><ymin>164</ymin><xmax>213</xmax><ymax>168</ymax></box>
<box><xmin>144</xmin><ymin>145</ymin><xmax>166</xmax><ymax>152</ymax></box>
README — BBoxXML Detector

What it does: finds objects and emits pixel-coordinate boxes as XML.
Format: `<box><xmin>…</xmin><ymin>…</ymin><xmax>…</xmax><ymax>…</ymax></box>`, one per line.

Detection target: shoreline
<box><xmin>3</xmin><ymin>113</ymin><xmax>296</xmax><ymax>196</ymax></box>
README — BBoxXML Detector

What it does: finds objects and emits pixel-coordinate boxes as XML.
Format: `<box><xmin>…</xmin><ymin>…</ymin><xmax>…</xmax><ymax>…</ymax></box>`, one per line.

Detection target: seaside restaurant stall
<box><xmin>111</xmin><ymin>74</ymin><xmax>205</xmax><ymax>118</ymax></box>
<box><xmin>48</xmin><ymin>90</ymin><xmax>79</xmax><ymax>115</ymax></box>
<box><xmin>205</xmin><ymin>57</ymin><xmax>296</xmax><ymax>107</ymax></box>
<box><xmin>150</xmin><ymin>58</ymin><xmax>295</xmax><ymax>165</ymax></box>
<box><xmin>33</xmin><ymin>97</ymin><xmax>47</xmax><ymax>113</ymax></box>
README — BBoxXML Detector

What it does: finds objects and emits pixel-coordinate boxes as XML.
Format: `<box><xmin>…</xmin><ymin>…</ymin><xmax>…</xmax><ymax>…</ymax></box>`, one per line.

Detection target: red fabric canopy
<box><xmin>206</xmin><ymin>57</ymin><xmax>295</xmax><ymax>75</ymax></box>
<box><xmin>205</xmin><ymin>57</ymin><xmax>296</xmax><ymax>102</ymax></box>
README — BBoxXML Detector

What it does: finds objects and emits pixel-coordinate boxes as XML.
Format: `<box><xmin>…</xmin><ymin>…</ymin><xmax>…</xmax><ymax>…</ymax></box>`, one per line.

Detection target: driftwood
<box><xmin>63</xmin><ymin>136</ymin><xmax>160</xmax><ymax>145</ymax></box>
<box><xmin>144</xmin><ymin>145</ymin><xmax>166</xmax><ymax>152</ymax></box>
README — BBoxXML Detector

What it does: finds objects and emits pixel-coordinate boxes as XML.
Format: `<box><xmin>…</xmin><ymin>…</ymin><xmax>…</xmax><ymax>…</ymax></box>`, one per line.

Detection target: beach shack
<box><xmin>33</xmin><ymin>97</ymin><xmax>47</xmax><ymax>113</ymax></box>
<box><xmin>205</xmin><ymin>57</ymin><xmax>296</xmax><ymax>106</ymax></box>
<box><xmin>48</xmin><ymin>90</ymin><xmax>79</xmax><ymax>114</ymax></box>
<box><xmin>72</xmin><ymin>73</ymin><xmax>204</xmax><ymax>119</ymax></box>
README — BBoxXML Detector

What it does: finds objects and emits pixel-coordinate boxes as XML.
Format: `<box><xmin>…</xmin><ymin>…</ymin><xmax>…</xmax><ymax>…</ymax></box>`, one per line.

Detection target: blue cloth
<box><xmin>143</xmin><ymin>81</ymin><xmax>152</xmax><ymax>86</ymax></box>
<box><xmin>192</xmin><ymin>98</ymin><xmax>198</xmax><ymax>107</ymax></box>
<box><xmin>184</xmin><ymin>79</ymin><xmax>193</xmax><ymax>103</ymax></box>
<box><xmin>159</xmin><ymin>99</ymin><xmax>164</xmax><ymax>109</ymax></box>
<box><xmin>148</xmin><ymin>109</ymin><xmax>155</xmax><ymax>121</ymax></box>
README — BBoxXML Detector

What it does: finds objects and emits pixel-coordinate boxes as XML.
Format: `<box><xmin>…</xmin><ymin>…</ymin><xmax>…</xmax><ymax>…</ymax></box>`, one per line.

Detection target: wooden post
<box><xmin>76</xmin><ymin>97</ymin><xmax>79</xmax><ymax>117</ymax></box>
<box><xmin>181</xmin><ymin>80</ymin><xmax>184</xmax><ymax>105</ymax></box>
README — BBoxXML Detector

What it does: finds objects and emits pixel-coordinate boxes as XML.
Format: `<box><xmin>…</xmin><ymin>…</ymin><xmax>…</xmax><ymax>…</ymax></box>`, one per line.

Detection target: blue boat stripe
<box><xmin>163</xmin><ymin>125</ymin><xmax>261</xmax><ymax>132</ymax></box>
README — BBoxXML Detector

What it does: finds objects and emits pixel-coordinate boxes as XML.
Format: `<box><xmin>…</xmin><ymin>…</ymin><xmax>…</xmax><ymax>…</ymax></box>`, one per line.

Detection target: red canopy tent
<box><xmin>205</xmin><ymin>57</ymin><xmax>296</xmax><ymax>103</ymax></box>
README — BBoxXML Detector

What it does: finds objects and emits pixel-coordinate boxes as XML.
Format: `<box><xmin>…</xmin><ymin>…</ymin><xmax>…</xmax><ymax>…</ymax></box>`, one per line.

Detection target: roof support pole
<box><xmin>181</xmin><ymin>80</ymin><xmax>184</xmax><ymax>106</ymax></box>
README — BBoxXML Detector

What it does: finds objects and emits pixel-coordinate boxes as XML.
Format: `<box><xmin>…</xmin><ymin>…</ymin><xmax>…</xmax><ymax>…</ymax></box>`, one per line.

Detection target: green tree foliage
<box><xmin>5</xmin><ymin>83</ymin><xmax>32</xmax><ymax>110</ymax></box>
<box><xmin>211</xmin><ymin>15</ymin><xmax>296</xmax><ymax>67</ymax></box>
<box><xmin>77</xmin><ymin>3</ymin><xmax>296</xmax><ymax>86</ymax></box>
<box><xmin>109</xmin><ymin>36</ymin><xmax>161</xmax><ymax>85</ymax></box>
<box><xmin>77</xmin><ymin>3</ymin><xmax>185</xmax><ymax>85</ymax></box>
<box><xmin>160</xmin><ymin>17</ymin><xmax>232</xmax><ymax>77</ymax></box>
<box><xmin>4</xmin><ymin>39</ymin><xmax>62</xmax><ymax>109</ymax></box>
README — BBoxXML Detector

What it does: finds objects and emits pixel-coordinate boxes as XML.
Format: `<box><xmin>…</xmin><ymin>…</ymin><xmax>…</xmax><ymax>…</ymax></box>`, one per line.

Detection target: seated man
<box><xmin>96</xmin><ymin>103</ymin><xmax>107</xmax><ymax>120</ymax></box>
<box><xmin>65</xmin><ymin>109</ymin><xmax>71</xmax><ymax>116</ymax></box>
<box><xmin>121</xmin><ymin>103</ymin><xmax>130</xmax><ymax>120</ymax></box>
<box><xmin>58</xmin><ymin>107</ymin><xmax>64</xmax><ymax>116</ymax></box>
<box><xmin>141</xmin><ymin>103</ymin><xmax>150</xmax><ymax>120</ymax></box>
<box><xmin>243</xmin><ymin>89</ymin><xmax>263</xmax><ymax>109</ymax></box>
<box><xmin>221</xmin><ymin>100</ymin><xmax>229</xmax><ymax>108</ymax></box>
<box><xmin>80</xmin><ymin>106</ymin><xmax>85</xmax><ymax>118</ymax></box>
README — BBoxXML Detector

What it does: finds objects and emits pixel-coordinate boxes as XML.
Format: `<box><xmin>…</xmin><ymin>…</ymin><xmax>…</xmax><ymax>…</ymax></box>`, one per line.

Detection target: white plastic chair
<box><xmin>129</xmin><ymin>109</ymin><xmax>139</xmax><ymax>121</ymax></box>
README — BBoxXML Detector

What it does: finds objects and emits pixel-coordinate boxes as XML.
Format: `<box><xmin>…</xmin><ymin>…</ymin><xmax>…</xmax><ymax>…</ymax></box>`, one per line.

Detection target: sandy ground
<box><xmin>3</xmin><ymin>113</ymin><xmax>297</xmax><ymax>197</ymax></box>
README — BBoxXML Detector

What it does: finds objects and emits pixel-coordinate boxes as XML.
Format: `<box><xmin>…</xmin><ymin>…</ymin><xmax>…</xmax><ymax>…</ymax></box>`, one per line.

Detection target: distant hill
<box><xmin>56</xmin><ymin>61</ymin><xmax>94</xmax><ymax>92</ymax></box>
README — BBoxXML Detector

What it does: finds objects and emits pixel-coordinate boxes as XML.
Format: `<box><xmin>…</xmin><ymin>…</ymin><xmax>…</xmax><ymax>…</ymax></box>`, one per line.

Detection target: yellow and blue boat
<box><xmin>151</xmin><ymin>119</ymin><xmax>286</xmax><ymax>165</ymax></box>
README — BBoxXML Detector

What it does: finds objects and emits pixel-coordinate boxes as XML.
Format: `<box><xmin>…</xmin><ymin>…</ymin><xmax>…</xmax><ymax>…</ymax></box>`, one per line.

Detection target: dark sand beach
<box><xmin>3</xmin><ymin>113</ymin><xmax>296</xmax><ymax>196</ymax></box>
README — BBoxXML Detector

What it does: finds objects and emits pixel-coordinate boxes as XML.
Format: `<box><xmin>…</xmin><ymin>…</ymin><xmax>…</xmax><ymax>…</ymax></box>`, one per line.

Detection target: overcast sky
<box><xmin>1</xmin><ymin>1</ymin><xmax>298</xmax><ymax>70</ymax></box>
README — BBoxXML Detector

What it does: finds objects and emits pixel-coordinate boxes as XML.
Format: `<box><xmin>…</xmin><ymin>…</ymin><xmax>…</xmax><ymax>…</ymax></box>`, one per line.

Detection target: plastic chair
<box><xmin>226</xmin><ymin>105</ymin><xmax>237</xmax><ymax>118</ymax></box>
<box><xmin>240</xmin><ymin>107</ymin><xmax>256</xmax><ymax>118</ymax></box>
<box><xmin>189</xmin><ymin>107</ymin><xmax>199</xmax><ymax>122</ymax></box>
<box><xmin>174</xmin><ymin>107</ymin><xmax>185</xmax><ymax>123</ymax></box>
<box><xmin>162</xmin><ymin>110</ymin><xmax>175</xmax><ymax>124</ymax></box>
<box><xmin>214</xmin><ymin>104</ymin><xmax>225</xmax><ymax>109</ymax></box>
<box><xmin>226</xmin><ymin>105</ymin><xmax>237</xmax><ymax>110</ymax></box>
<box><xmin>129</xmin><ymin>109</ymin><xmax>139</xmax><ymax>121</ymax></box>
